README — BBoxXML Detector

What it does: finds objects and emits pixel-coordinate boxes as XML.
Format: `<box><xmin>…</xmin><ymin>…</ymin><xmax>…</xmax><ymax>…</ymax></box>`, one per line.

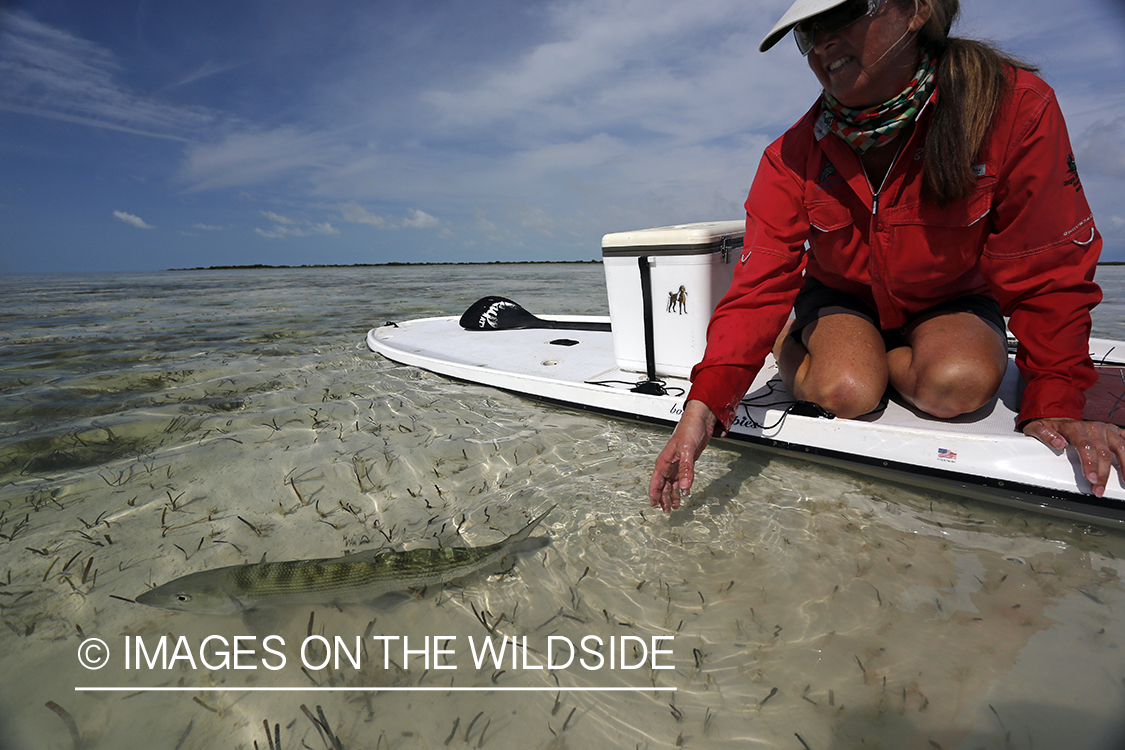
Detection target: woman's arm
<box><xmin>977</xmin><ymin>73</ymin><xmax>1121</xmax><ymax>492</ymax></box>
<box><xmin>649</xmin><ymin>400</ymin><xmax>718</xmax><ymax>512</ymax></box>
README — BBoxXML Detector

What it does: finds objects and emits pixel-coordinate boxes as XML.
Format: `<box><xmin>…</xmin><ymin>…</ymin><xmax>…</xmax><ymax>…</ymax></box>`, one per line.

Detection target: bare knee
<box><xmin>911</xmin><ymin>358</ymin><xmax>1006</xmax><ymax>418</ymax></box>
<box><xmin>805</xmin><ymin>372</ymin><xmax>885</xmax><ymax>419</ymax></box>
<box><xmin>782</xmin><ymin>314</ymin><xmax>890</xmax><ymax>419</ymax></box>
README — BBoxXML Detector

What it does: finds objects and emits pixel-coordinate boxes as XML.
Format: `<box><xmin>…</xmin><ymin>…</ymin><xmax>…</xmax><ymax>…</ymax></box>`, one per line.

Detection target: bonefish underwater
<box><xmin>135</xmin><ymin>506</ymin><xmax>554</xmax><ymax>614</ymax></box>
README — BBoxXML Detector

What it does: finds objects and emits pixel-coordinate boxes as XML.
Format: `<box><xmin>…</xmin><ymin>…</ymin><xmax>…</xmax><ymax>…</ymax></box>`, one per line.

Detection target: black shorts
<box><xmin>791</xmin><ymin>276</ymin><xmax>1006</xmax><ymax>350</ymax></box>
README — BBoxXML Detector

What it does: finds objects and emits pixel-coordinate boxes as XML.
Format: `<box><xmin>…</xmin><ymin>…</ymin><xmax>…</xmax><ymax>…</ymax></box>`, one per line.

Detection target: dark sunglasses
<box><xmin>794</xmin><ymin>0</ymin><xmax>885</xmax><ymax>56</ymax></box>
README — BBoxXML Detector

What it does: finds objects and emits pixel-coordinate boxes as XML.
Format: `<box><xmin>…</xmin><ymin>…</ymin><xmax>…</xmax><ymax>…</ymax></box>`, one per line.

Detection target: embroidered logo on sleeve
<box><xmin>1064</xmin><ymin>153</ymin><xmax>1083</xmax><ymax>193</ymax></box>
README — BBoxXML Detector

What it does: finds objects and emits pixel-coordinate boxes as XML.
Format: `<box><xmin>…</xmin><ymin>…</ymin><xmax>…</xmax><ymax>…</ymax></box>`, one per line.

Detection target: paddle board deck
<box><xmin>366</xmin><ymin>315</ymin><xmax>1125</xmax><ymax>526</ymax></box>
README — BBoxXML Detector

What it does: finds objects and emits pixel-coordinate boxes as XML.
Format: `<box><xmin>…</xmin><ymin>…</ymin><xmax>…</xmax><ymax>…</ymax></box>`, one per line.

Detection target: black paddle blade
<box><xmin>459</xmin><ymin>296</ymin><xmax>610</xmax><ymax>332</ymax></box>
<box><xmin>460</xmin><ymin>296</ymin><xmax>545</xmax><ymax>330</ymax></box>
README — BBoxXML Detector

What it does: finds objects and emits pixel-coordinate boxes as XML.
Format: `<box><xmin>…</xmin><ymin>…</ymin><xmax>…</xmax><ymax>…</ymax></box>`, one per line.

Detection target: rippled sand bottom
<box><xmin>4</xmin><ymin>340</ymin><xmax>1125</xmax><ymax>750</ymax></box>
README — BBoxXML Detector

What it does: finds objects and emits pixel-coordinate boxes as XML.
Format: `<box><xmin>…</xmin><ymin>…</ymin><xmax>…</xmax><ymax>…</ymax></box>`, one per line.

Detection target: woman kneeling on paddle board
<box><xmin>650</xmin><ymin>0</ymin><xmax>1125</xmax><ymax>509</ymax></box>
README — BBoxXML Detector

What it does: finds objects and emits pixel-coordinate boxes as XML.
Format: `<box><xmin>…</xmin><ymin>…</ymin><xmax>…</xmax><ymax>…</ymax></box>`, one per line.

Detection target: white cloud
<box><xmin>113</xmin><ymin>210</ymin><xmax>154</xmax><ymax>229</ymax></box>
<box><xmin>337</xmin><ymin>202</ymin><xmax>388</xmax><ymax>227</ymax></box>
<box><xmin>286</xmin><ymin>0</ymin><xmax>807</xmax><ymax>242</ymax></box>
<box><xmin>273</xmin><ymin>1</ymin><xmax>800</xmax><ymax>241</ymax></box>
<box><xmin>336</xmin><ymin>203</ymin><xmax>441</xmax><ymax>231</ymax></box>
<box><xmin>255</xmin><ymin>225</ymin><xmax>308</xmax><ymax>239</ymax></box>
<box><xmin>420</xmin><ymin>0</ymin><xmax>795</xmax><ymax>137</ymax></box>
<box><xmin>261</xmin><ymin>210</ymin><xmax>298</xmax><ymax>225</ymax></box>
<box><xmin>475</xmin><ymin>215</ymin><xmax>517</xmax><ymax>244</ymax></box>
<box><xmin>179</xmin><ymin>127</ymin><xmax>351</xmax><ymax>192</ymax></box>
<box><xmin>192</xmin><ymin>223</ymin><xmax>224</xmax><ymax>231</ymax></box>
<box><xmin>255</xmin><ymin>215</ymin><xmax>341</xmax><ymax>240</ymax></box>
<box><xmin>0</xmin><ymin>11</ymin><xmax>213</xmax><ymax>141</ymax></box>
<box><xmin>402</xmin><ymin>209</ymin><xmax>440</xmax><ymax>230</ymax></box>
<box><xmin>157</xmin><ymin>60</ymin><xmax>242</xmax><ymax>93</ymax></box>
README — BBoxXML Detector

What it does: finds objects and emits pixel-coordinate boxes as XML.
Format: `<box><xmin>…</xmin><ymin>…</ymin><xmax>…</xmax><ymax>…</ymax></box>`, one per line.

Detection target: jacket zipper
<box><xmin>865</xmin><ymin>138</ymin><xmax>906</xmax><ymax>218</ymax></box>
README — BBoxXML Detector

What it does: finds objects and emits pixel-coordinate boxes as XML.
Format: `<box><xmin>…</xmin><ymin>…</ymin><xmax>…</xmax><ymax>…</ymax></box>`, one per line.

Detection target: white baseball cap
<box><xmin>760</xmin><ymin>0</ymin><xmax>854</xmax><ymax>52</ymax></box>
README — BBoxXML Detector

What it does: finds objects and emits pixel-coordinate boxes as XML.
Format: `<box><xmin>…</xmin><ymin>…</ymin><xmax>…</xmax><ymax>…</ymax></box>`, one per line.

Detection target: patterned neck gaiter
<box><xmin>820</xmin><ymin>52</ymin><xmax>938</xmax><ymax>155</ymax></box>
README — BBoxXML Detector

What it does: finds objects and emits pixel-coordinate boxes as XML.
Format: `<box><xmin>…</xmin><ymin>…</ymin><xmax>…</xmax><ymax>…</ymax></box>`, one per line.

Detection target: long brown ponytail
<box><xmin>908</xmin><ymin>0</ymin><xmax>1038</xmax><ymax>204</ymax></box>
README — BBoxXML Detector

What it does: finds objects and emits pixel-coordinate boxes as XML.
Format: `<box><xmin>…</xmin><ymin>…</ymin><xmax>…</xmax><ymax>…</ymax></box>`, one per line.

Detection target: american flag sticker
<box><xmin>937</xmin><ymin>448</ymin><xmax>957</xmax><ymax>462</ymax></box>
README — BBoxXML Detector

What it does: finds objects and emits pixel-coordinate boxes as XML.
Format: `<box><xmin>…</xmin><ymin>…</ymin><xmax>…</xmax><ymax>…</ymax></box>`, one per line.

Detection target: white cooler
<box><xmin>601</xmin><ymin>220</ymin><xmax>744</xmax><ymax>380</ymax></box>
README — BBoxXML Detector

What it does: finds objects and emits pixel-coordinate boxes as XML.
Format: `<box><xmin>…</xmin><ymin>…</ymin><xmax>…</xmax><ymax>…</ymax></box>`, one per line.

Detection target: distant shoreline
<box><xmin>169</xmin><ymin>260</ymin><xmax>603</xmax><ymax>271</ymax></box>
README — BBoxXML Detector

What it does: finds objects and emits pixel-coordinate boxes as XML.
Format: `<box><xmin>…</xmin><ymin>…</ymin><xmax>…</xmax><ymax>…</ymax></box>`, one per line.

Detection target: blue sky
<box><xmin>2</xmin><ymin>0</ymin><xmax>1123</xmax><ymax>273</ymax></box>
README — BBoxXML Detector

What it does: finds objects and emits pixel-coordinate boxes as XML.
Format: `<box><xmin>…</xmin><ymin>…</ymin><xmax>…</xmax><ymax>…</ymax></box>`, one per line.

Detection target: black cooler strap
<box><xmin>633</xmin><ymin>256</ymin><xmax>667</xmax><ymax>395</ymax></box>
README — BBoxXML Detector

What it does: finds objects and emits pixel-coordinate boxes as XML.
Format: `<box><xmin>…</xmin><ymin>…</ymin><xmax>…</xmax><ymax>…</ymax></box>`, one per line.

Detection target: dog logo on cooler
<box><xmin>667</xmin><ymin>286</ymin><xmax>687</xmax><ymax>314</ymax></box>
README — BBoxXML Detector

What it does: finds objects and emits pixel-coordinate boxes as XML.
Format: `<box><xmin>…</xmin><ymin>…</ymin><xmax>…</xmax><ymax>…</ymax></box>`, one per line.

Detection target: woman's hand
<box><xmin>1023</xmin><ymin>418</ymin><xmax>1125</xmax><ymax>497</ymax></box>
<box><xmin>649</xmin><ymin>400</ymin><xmax>719</xmax><ymax>512</ymax></box>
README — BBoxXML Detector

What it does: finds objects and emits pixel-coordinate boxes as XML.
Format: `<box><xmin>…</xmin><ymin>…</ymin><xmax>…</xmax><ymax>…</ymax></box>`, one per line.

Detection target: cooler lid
<box><xmin>601</xmin><ymin>220</ymin><xmax>745</xmax><ymax>257</ymax></box>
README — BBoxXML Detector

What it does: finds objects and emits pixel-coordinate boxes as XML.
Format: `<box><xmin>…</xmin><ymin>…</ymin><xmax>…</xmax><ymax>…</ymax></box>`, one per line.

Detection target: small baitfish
<box><xmin>135</xmin><ymin>506</ymin><xmax>555</xmax><ymax>614</ymax></box>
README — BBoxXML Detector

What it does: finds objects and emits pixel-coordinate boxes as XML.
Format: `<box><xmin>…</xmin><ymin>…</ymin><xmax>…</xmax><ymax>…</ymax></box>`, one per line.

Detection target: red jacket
<box><xmin>689</xmin><ymin>67</ymin><xmax>1102</xmax><ymax>432</ymax></box>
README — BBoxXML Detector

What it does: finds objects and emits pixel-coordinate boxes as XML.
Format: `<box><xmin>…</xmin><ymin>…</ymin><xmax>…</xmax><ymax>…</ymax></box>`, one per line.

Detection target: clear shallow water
<box><xmin>1</xmin><ymin>264</ymin><xmax>1125</xmax><ymax>750</ymax></box>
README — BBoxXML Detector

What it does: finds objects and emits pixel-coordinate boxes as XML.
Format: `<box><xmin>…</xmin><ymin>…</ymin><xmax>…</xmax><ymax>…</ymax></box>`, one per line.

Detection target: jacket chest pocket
<box><xmin>882</xmin><ymin>181</ymin><xmax>995</xmax><ymax>285</ymax></box>
<box><xmin>805</xmin><ymin>200</ymin><xmax>865</xmax><ymax>278</ymax></box>
<box><xmin>808</xmin><ymin>201</ymin><xmax>854</xmax><ymax>233</ymax></box>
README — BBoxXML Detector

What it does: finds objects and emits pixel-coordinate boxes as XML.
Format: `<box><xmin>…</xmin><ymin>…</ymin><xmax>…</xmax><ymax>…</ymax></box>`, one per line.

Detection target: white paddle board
<box><xmin>367</xmin><ymin>304</ymin><xmax>1125</xmax><ymax>527</ymax></box>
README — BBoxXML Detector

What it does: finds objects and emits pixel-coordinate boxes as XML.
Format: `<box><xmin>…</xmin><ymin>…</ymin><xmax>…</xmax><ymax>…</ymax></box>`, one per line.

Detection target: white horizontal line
<box><xmin>75</xmin><ymin>686</ymin><xmax>675</xmax><ymax>692</ymax></box>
